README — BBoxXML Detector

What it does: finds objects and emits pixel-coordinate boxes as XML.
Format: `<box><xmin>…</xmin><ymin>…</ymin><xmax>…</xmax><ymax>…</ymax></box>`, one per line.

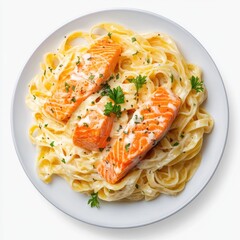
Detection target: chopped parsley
<box><xmin>101</xmin><ymin>83</ymin><xmax>111</xmax><ymax>96</ymax></box>
<box><xmin>71</xmin><ymin>96</ymin><xmax>76</xmax><ymax>102</ymax></box>
<box><xmin>146</xmin><ymin>58</ymin><xmax>150</xmax><ymax>64</ymax></box>
<box><xmin>128</xmin><ymin>75</ymin><xmax>147</xmax><ymax>94</ymax></box>
<box><xmin>173</xmin><ymin>142</ymin><xmax>179</xmax><ymax>146</ymax></box>
<box><xmin>99</xmin><ymin>148</ymin><xmax>104</xmax><ymax>152</ymax></box>
<box><xmin>61</xmin><ymin>158</ymin><xmax>66</xmax><ymax>164</ymax></box>
<box><xmin>116</xmin><ymin>73</ymin><xmax>119</xmax><ymax>79</ymax></box>
<box><xmin>44</xmin><ymin>69</ymin><xmax>46</xmax><ymax>76</ymax></box>
<box><xmin>108</xmin><ymin>74</ymin><xmax>114</xmax><ymax>81</ymax></box>
<box><xmin>48</xmin><ymin>67</ymin><xmax>53</xmax><ymax>72</ymax></box>
<box><xmin>170</xmin><ymin>74</ymin><xmax>174</xmax><ymax>83</ymax></box>
<box><xmin>59</xmin><ymin>64</ymin><xmax>63</xmax><ymax>68</ymax></box>
<box><xmin>107</xmin><ymin>32</ymin><xmax>112</xmax><ymax>39</ymax></box>
<box><xmin>50</xmin><ymin>141</ymin><xmax>55</xmax><ymax>147</ymax></box>
<box><xmin>108</xmin><ymin>86</ymin><xmax>125</xmax><ymax>104</ymax></box>
<box><xmin>88</xmin><ymin>192</ymin><xmax>100</xmax><ymax>208</ymax></box>
<box><xmin>102</xmin><ymin>86</ymin><xmax>125</xmax><ymax>118</ymax></box>
<box><xmin>33</xmin><ymin>95</ymin><xmax>36</xmax><ymax>100</ymax></box>
<box><xmin>104</xmin><ymin>102</ymin><xmax>122</xmax><ymax>118</ymax></box>
<box><xmin>44</xmin><ymin>123</ymin><xmax>48</xmax><ymax>127</ymax></box>
<box><xmin>99</xmin><ymin>73</ymin><xmax>103</xmax><ymax>78</ymax></box>
<box><xmin>65</xmin><ymin>82</ymin><xmax>70</xmax><ymax>92</ymax></box>
<box><xmin>125</xmin><ymin>143</ymin><xmax>130</xmax><ymax>152</ymax></box>
<box><xmin>190</xmin><ymin>76</ymin><xmax>204</xmax><ymax>92</ymax></box>
<box><xmin>180</xmin><ymin>134</ymin><xmax>184</xmax><ymax>138</ymax></box>
<box><xmin>76</xmin><ymin>56</ymin><xmax>81</xmax><ymax>65</ymax></box>
<box><xmin>77</xmin><ymin>115</ymin><xmax>81</xmax><ymax>119</ymax></box>
<box><xmin>83</xmin><ymin>122</ymin><xmax>89</xmax><ymax>127</ymax></box>
<box><xmin>131</xmin><ymin>37</ymin><xmax>137</xmax><ymax>42</ymax></box>
<box><xmin>72</xmin><ymin>85</ymin><xmax>76</xmax><ymax>91</ymax></box>
<box><xmin>89</xmin><ymin>74</ymin><xmax>95</xmax><ymax>80</ymax></box>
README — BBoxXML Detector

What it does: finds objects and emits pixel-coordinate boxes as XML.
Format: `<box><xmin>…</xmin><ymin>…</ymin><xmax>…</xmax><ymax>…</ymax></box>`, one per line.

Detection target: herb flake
<box><xmin>131</xmin><ymin>37</ymin><xmax>137</xmax><ymax>42</ymax></box>
<box><xmin>125</xmin><ymin>143</ymin><xmax>130</xmax><ymax>152</ymax></box>
<box><xmin>76</xmin><ymin>56</ymin><xmax>81</xmax><ymax>65</ymax></box>
<box><xmin>88</xmin><ymin>192</ymin><xmax>100</xmax><ymax>208</ymax></box>
<box><xmin>107</xmin><ymin>32</ymin><xmax>112</xmax><ymax>39</ymax></box>
<box><xmin>190</xmin><ymin>76</ymin><xmax>204</xmax><ymax>92</ymax></box>
<box><xmin>65</xmin><ymin>82</ymin><xmax>70</xmax><ymax>92</ymax></box>
<box><xmin>128</xmin><ymin>75</ymin><xmax>147</xmax><ymax>94</ymax></box>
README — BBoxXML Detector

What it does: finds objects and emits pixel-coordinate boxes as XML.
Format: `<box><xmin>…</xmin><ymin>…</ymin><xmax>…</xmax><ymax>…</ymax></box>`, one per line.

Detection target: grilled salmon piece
<box><xmin>44</xmin><ymin>38</ymin><xmax>122</xmax><ymax>122</ymax></box>
<box><xmin>73</xmin><ymin>108</ymin><xmax>114</xmax><ymax>151</ymax></box>
<box><xmin>97</xmin><ymin>87</ymin><xmax>181</xmax><ymax>184</ymax></box>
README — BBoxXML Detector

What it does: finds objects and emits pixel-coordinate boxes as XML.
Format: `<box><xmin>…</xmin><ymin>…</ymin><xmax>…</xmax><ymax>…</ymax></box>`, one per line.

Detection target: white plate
<box><xmin>11</xmin><ymin>9</ymin><xmax>229</xmax><ymax>228</ymax></box>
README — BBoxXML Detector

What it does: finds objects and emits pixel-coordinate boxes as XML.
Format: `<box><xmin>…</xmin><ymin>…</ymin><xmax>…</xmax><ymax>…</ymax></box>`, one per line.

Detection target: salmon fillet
<box><xmin>44</xmin><ymin>38</ymin><xmax>122</xmax><ymax>122</ymax></box>
<box><xmin>73</xmin><ymin>106</ymin><xmax>114</xmax><ymax>151</ymax></box>
<box><xmin>97</xmin><ymin>87</ymin><xmax>181</xmax><ymax>184</ymax></box>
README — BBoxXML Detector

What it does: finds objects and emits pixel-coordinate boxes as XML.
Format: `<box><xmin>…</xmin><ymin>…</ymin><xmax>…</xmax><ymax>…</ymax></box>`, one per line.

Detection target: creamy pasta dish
<box><xmin>26</xmin><ymin>23</ymin><xmax>213</xmax><ymax>206</ymax></box>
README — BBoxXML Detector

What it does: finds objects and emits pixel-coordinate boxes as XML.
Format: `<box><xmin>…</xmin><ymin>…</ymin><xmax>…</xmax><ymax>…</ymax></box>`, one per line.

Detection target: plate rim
<box><xmin>10</xmin><ymin>7</ymin><xmax>229</xmax><ymax>229</ymax></box>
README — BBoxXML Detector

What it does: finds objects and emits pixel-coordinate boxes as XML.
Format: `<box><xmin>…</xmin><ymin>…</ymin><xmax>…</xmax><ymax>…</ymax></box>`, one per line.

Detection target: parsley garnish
<box><xmin>76</xmin><ymin>56</ymin><xmax>80</xmax><ymax>65</ymax></box>
<box><xmin>99</xmin><ymin>73</ymin><xmax>103</xmax><ymax>78</ymax></box>
<box><xmin>102</xmin><ymin>86</ymin><xmax>125</xmax><ymax>118</ymax></box>
<box><xmin>131</xmin><ymin>37</ymin><xmax>137</xmax><ymax>42</ymax></box>
<box><xmin>65</xmin><ymin>82</ymin><xmax>70</xmax><ymax>92</ymax></box>
<box><xmin>180</xmin><ymin>134</ymin><xmax>184</xmax><ymax>138</ymax></box>
<box><xmin>44</xmin><ymin>123</ymin><xmax>48</xmax><ymax>127</ymax></box>
<box><xmin>101</xmin><ymin>83</ymin><xmax>111</xmax><ymax>96</ymax></box>
<box><xmin>88</xmin><ymin>192</ymin><xmax>100</xmax><ymax>208</ymax></box>
<box><xmin>104</xmin><ymin>102</ymin><xmax>122</xmax><ymax>118</ymax></box>
<box><xmin>61</xmin><ymin>158</ymin><xmax>66</xmax><ymax>163</ymax></box>
<box><xmin>33</xmin><ymin>95</ymin><xmax>36</xmax><ymax>100</ymax></box>
<box><xmin>170</xmin><ymin>74</ymin><xmax>174</xmax><ymax>83</ymax></box>
<box><xmin>116</xmin><ymin>73</ymin><xmax>119</xmax><ymax>79</ymax></box>
<box><xmin>173</xmin><ymin>142</ymin><xmax>179</xmax><ymax>146</ymax></box>
<box><xmin>108</xmin><ymin>74</ymin><xmax>114</xmax><ymax>81</ymax></box>
<box><xmin>59</xmin><ymin>64</ymin><xmax>63</xmax><ymax>68</ymax></box>
<box><xmin>107</xmin><ymin>32</ymin><xmax>112</xmax><ymax>39</ymax></box>
<box><xmin>71</xmin><ymin>96</ymin><xmax>76</xmax><ymax>102</ymax></box>
<box><xmin>83</xmin><ymin>122</ymin><xmax>89</xmax><ymax>127</ymax></box>
<box><xmin>44</xmin><ymin>70</ymin><xmax>46</xmax><ymax>76</ymax></box>
<box><xmin>89</xmin><ymin>74</ymin><xmax>95</xmax><ymax>80</ymax></box>
<box><xmin>128</xmin><ymin>75</ymin><xmax>147</xmax><ymax>94</ymax></box>
<box><xmin>72</xmin><ymin>85</ymin><xmax>76</xmax><ymax>91</ymax></box>
<box><xmin>190</xmin><ymin>76</ymin><xmax>204</xmax><ymax>92</ymax></box>
<box><xmin>146</xmin><ymin>58</ymin><xmax>150</xmax><ymax>64</ymax></box>
<box><xmin>125</xmin><ymin>143</ymin><xmax>130</xmax><ymax>152</ymax></box>
<box><xmin>108</xmin><ymin>86</ymin><xmax>125</xmax><ymax>104</ymax></box>
<box><xmin>77</xmin><ymin>115</ymin><xmax>81</xmax><ymax>119</ymax></box>
<box><xmin>48</xmin><ymin>67</ymin><xmax>53</xmax><ymax>72</ymax></box>
<box><xmin>50</xmin><ymin>141</ymin><xmax>54</xmax><ymax>147</ymax></box>
<box><xmin>99</xmin><ymin>148</ymin><xmax>104</xmax><ymax>152</ymax></box>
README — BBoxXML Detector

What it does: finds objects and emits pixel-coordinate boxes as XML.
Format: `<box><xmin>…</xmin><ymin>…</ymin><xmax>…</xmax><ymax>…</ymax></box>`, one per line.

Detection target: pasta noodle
<box><xmin>26</xmin><ymin>23</ymin><xmax>213</xmax><ymax>202</ymax></box>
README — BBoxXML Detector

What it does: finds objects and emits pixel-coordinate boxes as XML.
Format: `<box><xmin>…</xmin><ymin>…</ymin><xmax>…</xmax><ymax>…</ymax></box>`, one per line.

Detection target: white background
<box><xmin>1</xmin><ymin>0</ymin><xmax>239</xmax><ymax>239</ymax></box>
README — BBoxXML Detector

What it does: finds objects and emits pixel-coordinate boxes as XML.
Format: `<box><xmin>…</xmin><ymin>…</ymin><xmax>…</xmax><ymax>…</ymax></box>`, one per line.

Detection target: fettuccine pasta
<box><xmin>26</xmin><ymin>23</ymin><xmax>213</xmax><ymax>202</ymax></box>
